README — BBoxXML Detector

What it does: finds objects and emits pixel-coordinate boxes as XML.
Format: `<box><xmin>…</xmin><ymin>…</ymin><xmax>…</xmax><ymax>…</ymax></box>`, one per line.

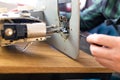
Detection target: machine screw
<box><xmin>5</xmin><ymin>28</ymin><xmax>13</xmax><ymax>36</ymax></box>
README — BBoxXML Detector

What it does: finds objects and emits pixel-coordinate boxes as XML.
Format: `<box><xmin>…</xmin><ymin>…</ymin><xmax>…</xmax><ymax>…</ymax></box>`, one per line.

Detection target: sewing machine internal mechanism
<box><xmin>0</xmin><ymin>0</ymin><xmax>80</xmax><ymax>59</ymax></box>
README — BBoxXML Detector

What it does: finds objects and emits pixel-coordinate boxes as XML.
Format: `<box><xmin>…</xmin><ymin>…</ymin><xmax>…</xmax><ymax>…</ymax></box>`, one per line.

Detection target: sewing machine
<box><xmin>0</xmin><ymin>0</ymin><xmax>80</xmax><ymax>59</ymax></box>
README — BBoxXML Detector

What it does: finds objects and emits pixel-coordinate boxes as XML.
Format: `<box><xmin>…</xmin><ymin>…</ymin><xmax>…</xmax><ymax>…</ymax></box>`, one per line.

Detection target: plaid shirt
<box><xmin>81</xmin><ymin>0</ymin><xmax>120</xmax><ymax>31</ymax></box>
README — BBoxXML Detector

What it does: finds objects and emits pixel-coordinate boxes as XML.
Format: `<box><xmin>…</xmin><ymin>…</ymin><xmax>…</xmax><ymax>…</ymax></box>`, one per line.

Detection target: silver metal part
<box><xmin>47</xmin><ymin>25</ymin><xmax>61</xmax><ymax>36</ymax></box>
<box><xmin>22</xmin><ymin>42</ymin><xmax>33</xmax><ymax>52</ymax></box>
<box><xmin>27</xmin><ymin>23</ymin><xmax>46</xmax><ymax>38</ymax></box>
<box><xmin>59</xmin><ymin>0</ymin><xmax>71</xmax><ymax>3</ymax></box>
<box><xmin>43</xmin><ymin>0</ymin><xmax>80</xmax><ymax>59</ymax></box>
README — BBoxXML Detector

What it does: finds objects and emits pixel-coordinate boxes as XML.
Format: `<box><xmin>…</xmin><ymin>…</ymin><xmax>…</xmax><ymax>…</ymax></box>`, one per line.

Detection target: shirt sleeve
<box><xmin>80</xmin><ymin>0</ymin><xmax>106</xmax><ymax>31</ymax></box>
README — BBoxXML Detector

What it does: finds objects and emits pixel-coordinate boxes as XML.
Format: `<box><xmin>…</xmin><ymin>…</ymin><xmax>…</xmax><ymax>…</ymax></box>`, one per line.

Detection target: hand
<box><xmin>87</xmin><ymin>34</ymin><xmax>120</xmax><ymax>72</ymax></box>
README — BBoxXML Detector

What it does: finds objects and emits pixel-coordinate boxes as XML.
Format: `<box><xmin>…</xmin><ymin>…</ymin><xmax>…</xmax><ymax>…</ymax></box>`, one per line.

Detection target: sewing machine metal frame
<box><xmin>43</xmin><ymin>0</ymin><xmax>80</xmax><ymax>59</ymax></box>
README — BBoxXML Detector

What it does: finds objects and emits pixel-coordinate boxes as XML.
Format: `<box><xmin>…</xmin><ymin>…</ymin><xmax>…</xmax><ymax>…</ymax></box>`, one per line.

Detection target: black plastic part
<box><xmin>1</xmin><ymin>23</ymin><xmax>27</xmax><ymax>40</ymax></box>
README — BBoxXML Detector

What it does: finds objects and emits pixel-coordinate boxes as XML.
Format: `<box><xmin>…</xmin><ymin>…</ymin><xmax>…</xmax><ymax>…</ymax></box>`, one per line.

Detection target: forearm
<box><xmin>80</xmin><ymin>0</ymin><xmax>106</xmax><ymax>31</ymax></box>
<box><xmin>80</xmin><ymin>14</ymin><xmax>105</xmax><ymax>31</ymax></box>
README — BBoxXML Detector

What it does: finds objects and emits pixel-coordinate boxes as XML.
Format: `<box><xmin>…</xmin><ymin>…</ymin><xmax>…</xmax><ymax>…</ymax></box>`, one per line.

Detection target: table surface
<box><xmin>0</xmin><ymin>41</ymin><xmax>113</xmax><ymax>73</ymax></box>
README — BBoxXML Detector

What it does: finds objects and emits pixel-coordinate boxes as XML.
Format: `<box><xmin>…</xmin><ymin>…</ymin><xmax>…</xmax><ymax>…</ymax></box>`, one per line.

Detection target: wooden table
<box><xmin>0</xmin><ymin>41</ymin><xmax>113</xmax><ymax>79</ymax></box>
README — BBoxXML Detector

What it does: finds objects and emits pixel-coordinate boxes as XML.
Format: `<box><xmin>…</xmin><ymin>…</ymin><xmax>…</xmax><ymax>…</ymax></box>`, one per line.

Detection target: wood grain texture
<box><xmin>0</xmin><ymin>42</ymin><xmax>113</xmax><ymax>73</ymax></box>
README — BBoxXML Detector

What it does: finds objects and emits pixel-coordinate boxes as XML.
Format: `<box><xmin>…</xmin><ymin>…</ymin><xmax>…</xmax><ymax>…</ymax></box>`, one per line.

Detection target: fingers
<box><xmin>90</xmin><ymin>44</ymin><xmax>113</xmax><ymax>60</ymax></box>
<box><xmin>91</xmin><ymin>44</ymin><xmax>120</xmax><ymax>72</ymax></box>
<box><xmin>87</xmin><ymin>34</ymin><xmax>118</xmax><ymax>48</ymax></box>
<box><xmin>87</xmin><ymin>34</ymin><xmax>120</xmax><ymax>72</ymax></box>
<box><xmin>95</xmin><ymin>57</ymin><xmax>114</xmax><ymax>70</ymax></box>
